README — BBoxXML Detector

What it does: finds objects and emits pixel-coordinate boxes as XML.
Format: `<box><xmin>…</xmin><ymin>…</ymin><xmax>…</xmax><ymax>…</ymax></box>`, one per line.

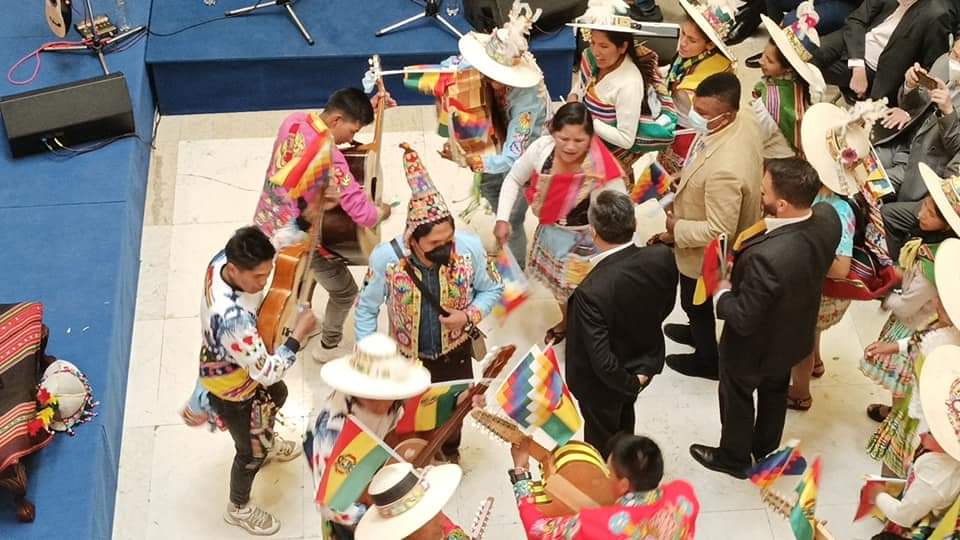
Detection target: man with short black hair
<box><xmin>567</xmin><ymin>191</ymin><xmax>678</xmax><ymax>456</ymax></box>
<box><xmin>690</xmin><ymin>158</ymin><xmax>840</xmax><ymax>479</ymax></box>
<box><xmin>652</xmin><ymin>72</ymin><xmax>763</xmax><ymax>382</ymax></box>
<box><xmin>198</xmin><ymin>226</ymin><xmax>317</xmax><ymax>535</ymax></box>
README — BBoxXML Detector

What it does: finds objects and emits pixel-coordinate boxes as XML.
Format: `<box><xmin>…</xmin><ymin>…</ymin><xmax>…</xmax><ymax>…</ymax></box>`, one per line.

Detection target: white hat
<box><xmin>355</xmin><ymin>463</ymin><xmax>462</xmax><ymax>539</ymax></box>
<box><xmin>918</xmin><ymin>344</ymin><xmax>960</xmax><ymax>461</ymax></box>
<box><xmin>567</xmin><ymin>0</ymin><xmax>644</xmax><ymax>35</ymax></box>
<box><xmin>39</xmin><ymin>359</ymin><xmax>97</xmax><ymax>433</ymax></box>
<box><xmin>801</xmin><ymin>100</ymin><xmax>887</xmax><ymax>196</ymax></box>
<box><xmin>320</xmin><ymin>333</ymin><xmax>431</xmax><ymax>400</ymax></box>
<box><xmin>458</xmin><ymin>2</ymin><xmax>543</xmax><ymax>88</ymax></box>
<box><xmin>678</xmin><ymin>0</ymin><xmax>741</xmax><ymax>61</ymax></box>
<box><xmin>934</xmin><ymin>238</ymin><xmax>960</xmax><ymax>325</ymax></box>
<box><xmin>760</xmin><ymin>1</ymin><xmax>826</xmax><ymax>94</ymax></box>
<box><xmin>921</xmin><ymin>163</ymin><xmax>960</xmax><ymax>234</ymax></box>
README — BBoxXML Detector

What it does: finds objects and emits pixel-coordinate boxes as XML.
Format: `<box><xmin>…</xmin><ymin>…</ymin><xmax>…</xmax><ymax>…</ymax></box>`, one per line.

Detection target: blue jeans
<box><xmin>480</xmin><ymin>172</ymin><xmax>528</xmax><ymax>269</ymax></box>
<box><xmin>766</xmin><ymin>0</ymin><xmax>855</xmax><ymax>35</ymax></box>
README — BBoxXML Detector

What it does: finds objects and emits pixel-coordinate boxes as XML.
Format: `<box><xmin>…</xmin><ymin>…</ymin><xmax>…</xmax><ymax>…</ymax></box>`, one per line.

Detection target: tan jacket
<box><xmin>673</xmin><ymin>114</ymin><xmax>763</xmax><ymax>278</ymax></box>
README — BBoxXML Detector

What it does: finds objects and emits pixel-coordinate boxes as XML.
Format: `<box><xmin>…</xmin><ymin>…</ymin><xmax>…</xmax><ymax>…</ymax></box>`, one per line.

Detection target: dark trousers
<box><xmin>580</xmin><ymin>399</ymin><xmax>637</xmax><ymax>459</ymax></box>
<box><xmin>679</xmin><ymin>273</ymin><xmax>719</xmax><ymax>366</ymax></box>
<box><xmin>813</xmin><ymin>30</ymin><xmax>877</xmax><ymax>103</ymax></box>
<box><xmin>718</xmin><ymin>363</ymin><xmax>790</xmax><ymax>467</ymax></box>
<box><xmin>421</xmin><ymin>343</ymin><xmax>473</xmax><ymax>456</ymax></box>
<box><xmin>209</xmin><ymin>381</ymin><xmax>288</xmax><ymax>506</ymax></box>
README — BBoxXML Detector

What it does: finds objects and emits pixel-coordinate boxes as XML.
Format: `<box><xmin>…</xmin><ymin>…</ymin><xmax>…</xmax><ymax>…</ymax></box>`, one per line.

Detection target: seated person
<box><xmin>811</xmin><ymin>0</ymin><xmax>951</xmax><ymax>105</ymax></box>
<box><xmin>508</xmin><ymin>434</ymin><xmax>700</xmax><ymax>539</ymax></box>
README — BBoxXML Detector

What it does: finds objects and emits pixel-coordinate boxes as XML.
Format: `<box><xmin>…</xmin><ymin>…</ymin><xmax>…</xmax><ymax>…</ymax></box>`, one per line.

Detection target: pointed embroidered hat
<box><xmin>401</xmin><ymin>143</ymin><xmax>452</xmax><ymax>241</ymax></box>
<box><xmin>458</xmin><ymin>2</ymin><xmax>543</xmax><ymax>88</ymax></box>
<box><xmin>762</xmin><ymin>1</ymin><xmax>826</xmax><ymax>94</ymax></box>
<box><xmin>678</xmin><ymin>0</ymin><xmax>741</xmax><ymax>61</ymax></box>
<box><xmin>567</xmin><ymin>0</ymin><xmax>644</xmax><ymax>35</ymax></box>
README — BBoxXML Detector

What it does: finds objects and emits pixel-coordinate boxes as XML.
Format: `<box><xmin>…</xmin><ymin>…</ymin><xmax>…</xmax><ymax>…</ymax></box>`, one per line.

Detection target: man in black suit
<box><xmin>689</xmin><ymin>158</ymin><xmax>841</xmax><ymax>479</ymax></box>
<box><xmin>812</xmin><ymin>0</ymin><xmax>952</xmax><ymax>105</ymax></box>
<box><xmin>566</xmin><ymin>191</ymin><xmax>678</xmax><ymax>458</ymax></box>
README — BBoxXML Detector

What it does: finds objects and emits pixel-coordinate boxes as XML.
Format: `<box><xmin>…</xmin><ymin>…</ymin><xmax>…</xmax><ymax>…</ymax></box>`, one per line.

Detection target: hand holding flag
<box><xmin>693</xmin><ymin>233</ymin><xmax>730</xmax><ymax>305</ymax></box>
<box><xmin>854</xmin><ymin>475</ymin><xmax>906</xmax><ymax>522</ymax></box>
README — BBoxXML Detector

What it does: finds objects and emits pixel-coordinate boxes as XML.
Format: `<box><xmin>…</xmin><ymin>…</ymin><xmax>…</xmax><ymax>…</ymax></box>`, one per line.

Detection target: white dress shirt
<box><xmin>850</xmin><ymin>0</ymin><xmax>919</xmax><ymax>71</ymax></box>
<box><xmin>589</xmin><ymin>240</ymin><xmax>634</xmax><ymax>268</ymax></box>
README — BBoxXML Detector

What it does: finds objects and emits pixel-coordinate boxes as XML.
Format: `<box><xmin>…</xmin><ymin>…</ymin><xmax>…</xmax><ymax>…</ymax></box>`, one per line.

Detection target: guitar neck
<box><xmin>761</xmin><ymin>489</ymin><xmax>834</xmax><ymax>540</ymax></box>
<box><xmin>412</xmin><ymin>383</ymin><xmax>486</xmax><ymax>468</ymax></box>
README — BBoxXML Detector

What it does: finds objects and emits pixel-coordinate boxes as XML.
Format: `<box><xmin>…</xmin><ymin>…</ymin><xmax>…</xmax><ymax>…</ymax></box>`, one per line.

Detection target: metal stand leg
<box><xmin>283</xmin><ymin>3</ymin><xmax>315</xmax><ymax>44</ymax></box>
<box><xmin>434</xmin><ymin>14</ymin><xmax>464</xmax><ymax>38</ymax></box>
<box><xmin>375</xmin><ymin>0</ymin><xmax>462</xmax><ymax>39</ymax></box>
<box><xmin>225</xmin><ymin>0</ymin><xmax>315</xmax><ymax>46</ymax></box>
<box><xmin>376</xmin><ymin>12</ymin><xmax>427</xmax><ymax>37</ymax></box>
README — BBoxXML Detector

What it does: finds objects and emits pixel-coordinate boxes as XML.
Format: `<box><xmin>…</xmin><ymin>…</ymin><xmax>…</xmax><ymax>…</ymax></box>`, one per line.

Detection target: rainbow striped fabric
<box><xmin>747</xmin><ymin>440</ymin><xmax>805</xmax><ymax>489</ymax></box>
<box><xmin>496</xmin><ymin>344</ymin><xmax>581</xmax><ymax>446</ymax></box>
<box><xmin>402</xmin><ymin>65</ymin><xmax>455</xmax><ymax>97</ymax></box>
<box><xmin>315</xmin><ymin>415</ymin><xmax>392</xmax><ymax>512</ymax></box>
<box><xmin>789</xmin><ymin>457</ymin><xmax>821</xmax><ymax>540</ymax></box>
<box><xmin>395</xmin><ymin>380</ymin><xmax>472</xmax><ymax>435</ymax></box>
<box><xmin>492</xmin><ymin>247</ymin><xmax>529</xmax><ymax>322</ymax></box>
<box><xmin>630</xmin><ymin>159</ymin><xmax>671</xmax><ymax>204</ymax></box>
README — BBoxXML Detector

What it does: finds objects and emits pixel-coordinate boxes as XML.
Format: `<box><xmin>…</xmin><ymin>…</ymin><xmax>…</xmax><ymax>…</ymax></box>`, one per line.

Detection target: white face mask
<box><xmin>688</xmin><ymin>109</ymin><xmax>711</xmax><ymax>134</ymax></box>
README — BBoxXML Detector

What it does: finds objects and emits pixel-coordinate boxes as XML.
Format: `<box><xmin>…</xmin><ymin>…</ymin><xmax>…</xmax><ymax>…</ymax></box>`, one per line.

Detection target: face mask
<box><xmin>688</xmin><ymin>109</ymin><xmax>711</xmax><ymax>134</ymax></box>
<box><xmin>950</xmin><ymin>59</ymin><xmax>960</xmax><ymax>82</ymax></box>
<box><xmin>425</xmin><ymin>242</ymin><xmax>454</xmax><ymax>266</ymax></box>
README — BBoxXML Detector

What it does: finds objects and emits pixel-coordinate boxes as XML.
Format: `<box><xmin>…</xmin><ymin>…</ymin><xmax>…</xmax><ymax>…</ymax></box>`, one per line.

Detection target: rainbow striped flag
<box><xmin>395</xmin><ymin>380</ymin><xmax>473</xmax><ymax>435</ymax></box>
<box><xmin>492</xmin><ymin>247</ymin><xmax>529</xmax><ymax>322</ymax></box>
<box><xmin>315</xmin><ymin>415</ymin><xmax>393</xmax><ymax>512</ymax></box>
<box><xmin>747</xmin><ymin>440</ymin><xmax>804</xmax><ymax>489</ymax></box>
<box><xmin>496</xmin><ymin>344</ymin><xmax>581</xmax><ymax>446</ymax></box>
<box><xmin>402</xmin><ymin>65</ymin><xmax>455</xmax><ymax>97</ymax></box>
<box><xmin>789</xmin><ymin>456</ymin><xmax>821</xmax><ymax>540</ymax></box>
<box><xmin>631</xmin><ymin>158</ymin><xmax>671</xmax><ymax>204</ymax></box>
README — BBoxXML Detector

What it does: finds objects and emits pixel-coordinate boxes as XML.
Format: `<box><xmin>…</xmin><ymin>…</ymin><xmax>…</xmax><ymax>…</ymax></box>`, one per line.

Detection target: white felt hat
<box><xmin>760</xmin><ymin>2</ymin><xmax>826</xmax><ymax>94</ymax></box>
<box><xmin>320</xmin><ymin>333</ymin><xmax>431</xmax><ymax>400</ymax></box>
<box><xmin>934</xmin><ymin>238</ymin><xmax>960</xmax><ymax>325</ymax></box>
<box><xmin>678</xmin><ymin>0</ymin><xmax>739</xmax><ymax>61</ymax></box>
<box><xmin>567</xmin><ymin>0</ymin><xmax>645</xmax><ymax>35</ymax></box>
<box><xmin>919</xmin><ymin>344</ymin><xmax>960</xmax><ymax>461</ymax></box>
<box><xmin>458</xmin><ymin>2</ymin><xmax>543</xmax><ymax>88</ymax></box>
<box><xmin>921</xmin><ymin>162</ymin><xmax>960</xmax><ymax>234</ymax></box>
<box><xmin>801</xmin><ymin>101</ymin><xmax>886</xmax><ymax>196</ymax></box>
<box><xmin>355</xmin><ymin>463</ymin><xmax>462</xmax><ymax>539</ymax></box>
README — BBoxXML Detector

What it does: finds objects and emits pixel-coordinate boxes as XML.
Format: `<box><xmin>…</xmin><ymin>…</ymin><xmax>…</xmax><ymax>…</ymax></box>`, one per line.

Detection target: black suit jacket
<box><xmin>565</xmin><ymin>243</ymin><xmax>678</xmax><ymax>402</ymax></box>
<box><xmin>842</xmin><ymin>0</ymin><xmax>952</xmax><ymax>104</ymax></box>
<box><xmin>716</xmin><ymin>204</ymin><xmax>841</xmax><ymax>376</ymax></box>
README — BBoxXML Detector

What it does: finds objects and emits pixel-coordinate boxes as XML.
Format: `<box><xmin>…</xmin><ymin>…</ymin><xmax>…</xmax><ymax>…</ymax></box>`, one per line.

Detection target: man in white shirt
<box><xmin>811</xmin><ymin>0</ymin><xmax>952</xmax><ymax>105</ymax></box>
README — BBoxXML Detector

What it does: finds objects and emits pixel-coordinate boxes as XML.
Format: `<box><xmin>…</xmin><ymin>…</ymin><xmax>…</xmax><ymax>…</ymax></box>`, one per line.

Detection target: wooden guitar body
<box><xmin>319</xmin><ymin>148</ymin><xmax>383</xmax><ymax>266</ymax></box>
<box><xmin>257</xmin><ymin>241</ymin><xmax>317</xmax><ymax>354</ymax></box>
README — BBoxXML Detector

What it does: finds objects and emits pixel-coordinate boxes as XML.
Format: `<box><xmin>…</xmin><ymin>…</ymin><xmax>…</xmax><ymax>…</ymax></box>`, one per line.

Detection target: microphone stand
<box><xmin>376</xmin><ymin>0</ymin><xmax>463</xmax><ymax>39</ymax></box>
<box><xmin>225</xmin><ymin>0</ymin><xmax>315</xmax><ymax>46</ymax></box>
<box><xmin>43</xmin><ymin>0</ymin><xmax>146</xmax><ymax>76</ymax></box>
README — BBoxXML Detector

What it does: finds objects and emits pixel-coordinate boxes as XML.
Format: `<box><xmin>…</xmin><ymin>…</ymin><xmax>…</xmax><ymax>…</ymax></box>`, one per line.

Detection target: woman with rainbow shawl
<box><xmin>658</xmin><ymin>0</ymin><xmax>737</xmax><ymax>175</ymax></box>
<box><xmin>493</xmin><ymin>102</ymin><xmax>628</xmax><ymax>344</ymax></box>
<box><xmin>751</xmin><ymin>1</ymin><xmax>826</xmax><ymax>159</ymax></box>
<box><xmin>567</xmin><ymin>0</ymin><xmax>677</xmax><ymax>175</ymax></box>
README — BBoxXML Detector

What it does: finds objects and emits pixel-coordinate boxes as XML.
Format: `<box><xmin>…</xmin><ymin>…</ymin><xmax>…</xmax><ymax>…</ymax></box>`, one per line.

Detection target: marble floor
<box><xmin>113</xmin><ymin>24</ymin><xmax>888</xmax><ymax>540</ymax></box>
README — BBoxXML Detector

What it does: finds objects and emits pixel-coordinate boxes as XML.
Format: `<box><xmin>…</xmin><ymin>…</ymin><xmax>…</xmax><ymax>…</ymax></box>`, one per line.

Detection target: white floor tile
<box><xmin>165</xmin><ymin>221</ymin><xmax>248</xmax><ymax>319</ymax></box>
<box><xmin>173</xmin><ymin>139</ymin><xmax>271</xmax><ymax>225</ymax></box>
<box><xmin>125</xmin><ymin>320</ymin><xmax>164</xmax><ymax>428</ymax></box>
<box><xmin>697</xmin><ymin>509</ymin><xmax>773</xmax><ymax>539</ymax></box>
<box><xmin>136</xmin><ymin>225</ymin><xmax>172</xmax><ymax>321</ymax></box>
<box><xmin>113</xmin><ymin>426</ymin><xmax>156</xmax><ymax>540</ymax></box>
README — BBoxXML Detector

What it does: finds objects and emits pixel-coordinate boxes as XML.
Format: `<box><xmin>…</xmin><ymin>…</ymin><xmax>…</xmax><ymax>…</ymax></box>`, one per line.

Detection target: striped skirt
<box><xmin>860</xmin><ymin>314</ymin><xmax>915</xmax><ymax>398</ymax></box>
<box><xmin>528</xmin><ymin>224</ymin><xmax>596</xmax><ymax>303</ymax></box>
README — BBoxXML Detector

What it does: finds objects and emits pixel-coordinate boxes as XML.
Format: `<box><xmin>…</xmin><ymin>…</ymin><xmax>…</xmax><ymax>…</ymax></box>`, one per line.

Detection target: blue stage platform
<box><xmin>0</xmin><ymin>0</ymin><xmax>154</xmax><ymax>537</ymax></box>
<box><xmin>146</xmin><ymin>0</ymin><xmax>577</xmax><ymax>114</ymax></box>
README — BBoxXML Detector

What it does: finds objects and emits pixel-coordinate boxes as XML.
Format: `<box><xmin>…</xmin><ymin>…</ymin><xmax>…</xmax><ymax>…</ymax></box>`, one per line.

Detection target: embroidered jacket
<box><xmin>355</xmin><ymin>232</ymin><xmax>503</xmax><ymax>359</ymax></box>
<box><xmin>511</xmin><ymin>478</ymin><xmax>700</xmax><ymax>539</ymax></box>
<box><xmin>481</xmin><ymin>82</ymin><xmax>551</xmax><ymax>175</ymax></box>
<box><xmin>198</xmin><ymin>251</ymin><xmax>299</xmax><ymax>401</ymax></box>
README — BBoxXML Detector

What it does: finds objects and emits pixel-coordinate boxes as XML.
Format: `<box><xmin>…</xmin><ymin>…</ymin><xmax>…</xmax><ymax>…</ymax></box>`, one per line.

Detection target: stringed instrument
<box><xmin>468</xmin><ymin>497</ymin><xmax>495</xmax><ymax>539</ymax></box>
<box><xmin>471</xmin><ymin>408</ymin><xmax>618</xmax><ymax>517</ymax></box>
<box><xmin>45</xmin><ymin>0</ymin><xmax>71</xmax><ymax>37</ymax></box>
<box><xmin>391</xmin><ymin>345</ymin><xmax>516</xmax><ymax>467</ymax></box>
<box><xmin>762</xmin><ymin>487</ymin><xmax>835</xmax><ymax>540</ymax></box>
<box><xmin>320</xmin><ymin>55</ymin><xmax>386</xmax><ymax>266</ymax></box>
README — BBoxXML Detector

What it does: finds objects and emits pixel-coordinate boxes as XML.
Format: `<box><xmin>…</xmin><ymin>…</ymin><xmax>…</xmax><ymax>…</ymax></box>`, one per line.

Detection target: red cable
<box><xmin>7</xmin><ymin>40</ymin><xmax>86</xmax><ymax>86</ymax></box>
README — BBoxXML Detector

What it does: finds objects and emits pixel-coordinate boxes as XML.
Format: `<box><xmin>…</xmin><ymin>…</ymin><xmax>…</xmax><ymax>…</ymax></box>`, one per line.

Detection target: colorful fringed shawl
<box><xmin>753</xmin><ymin>75</ymin><xmax>806</xmax><ymax>153</ymax></box>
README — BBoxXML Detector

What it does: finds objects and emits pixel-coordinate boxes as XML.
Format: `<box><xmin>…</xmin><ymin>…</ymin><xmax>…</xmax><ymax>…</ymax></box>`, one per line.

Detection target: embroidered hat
<box><xmin>920</xmin><ymin>163</ymin><xmax>960</xmax><ymax>233</ymax></box>
<box><xmin>919</xmin><ymin>343</ymin><xmax>960</xmax><ymax>461</ymax></box>
<box><xmin>355</xmin><ymin>462</ymin><xmax>462</xmax><ymax>539</ymax></box>
<box><xmin>401</xmin><ymin>142</ymin><xmax>453</xmax><ymax>242</ymax></box>
<box><xmin>321</xmin><ymin>333</ymin><xmax>432</xmax><ymax>400</ymax></box>
<box><xmin>567</xmin><ymin>0</ymin><xmax>644</xmax><ymax>36</ymax></box>
<box><xmin>458</xmin><ymin>2</ymin><xmax>543</xmax><ymax>88</ymax></box>
<box><xmin>761</xmin><ymin>1</ymin><xmax>826</xmax><ymax>94</ymax></box>
<box><xmin>678</xmin><ymin>0</ymin><xmax>741</xmax><ymax>61</ymax></box>
<box><xmin>801</xmin><ymin>100</ymin><xmax>887</xmax><ymax>195</ymax></box>
<box><xmin>38</xmin><ymin>359</ymin><xmax>97</xmax><ymax>433</ymax></box>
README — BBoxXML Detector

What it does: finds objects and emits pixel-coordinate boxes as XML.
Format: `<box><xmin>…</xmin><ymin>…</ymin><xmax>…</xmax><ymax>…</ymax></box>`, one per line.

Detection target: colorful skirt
<box><xmin>860</xmin><ymin>314</ymin><xmax>915</xmax><ymax>398</ymax></box>
<box><xmin>528</xmin><ymin>224</ymin><xmax>596</xmax><ymax>303</ymax></box>
<box><xmin>866</xmin><ymin>387</ymin><xmax>919</xmax><ymax>477</ymax></box>
<box><xmin>816</xmin><ymin>295</ymin><xmax>851</xmax><ymax>331</ymax></box>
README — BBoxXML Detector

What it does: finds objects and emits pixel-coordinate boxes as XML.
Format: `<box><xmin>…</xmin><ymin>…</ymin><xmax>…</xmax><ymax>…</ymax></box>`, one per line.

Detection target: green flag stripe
<box><xmin>328</xmin><ymin>446</ymin><xmax>392</xmax><ymax>513</ymax></box>
<box><xmin>541</xmin><ymin>414</ymin><xmax>575</xmax><ymax>446</ymax></box>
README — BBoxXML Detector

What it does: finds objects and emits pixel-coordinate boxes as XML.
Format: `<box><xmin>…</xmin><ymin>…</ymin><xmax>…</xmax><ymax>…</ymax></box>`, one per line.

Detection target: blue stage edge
<box><xmin>146</xmin><ymin>0</ymin><xmax>577</xmax><ymax>114</ymax></box>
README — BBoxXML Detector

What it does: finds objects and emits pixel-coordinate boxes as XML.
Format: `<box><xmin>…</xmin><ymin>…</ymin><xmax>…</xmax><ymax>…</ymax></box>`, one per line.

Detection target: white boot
<box><xmin>224</xmin><ymin>503</ymin><xmax>281</xmax><ymax>536</ymax></box>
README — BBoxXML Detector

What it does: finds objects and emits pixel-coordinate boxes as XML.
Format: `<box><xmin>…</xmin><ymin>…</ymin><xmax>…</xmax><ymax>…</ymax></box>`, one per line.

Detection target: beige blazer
<box><xmin>672</xmin><ymin>113</ymin><xmax>763</xmax><ymax>278</ymax></box>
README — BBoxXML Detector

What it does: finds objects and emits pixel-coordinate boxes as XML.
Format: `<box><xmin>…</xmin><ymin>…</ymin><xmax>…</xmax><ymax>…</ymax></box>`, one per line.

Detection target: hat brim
<box><xmin>320</xmin><ymin>356</ymin><xmax>432</xmax><ymax>400</ymax></box>
<box><xmin>761</xmin><ymin>15</ymin><xmax>825</xmax><ymax>94</ymax></box>
<box><xmin>919</xmin><ymin>343</ymin><xmax>960</xmax><ymax>461</ymax></box>
<box><xmin>566</xmin><ymin>22</ymin><xmax>645</xmax><ymax>35</ymax></box>
<box><xmin>921</xmin><ymin>162</ymin><xmax>960</xmax><ymax>234</ymax></box>
<box><xmin>458</xmin><ymin>33</ymin><xmax>542</xmax><ymax>88</ymax></box>
<box><xmin>934</xmin><ymin>238</ymin><xmax>960</xmax><ymax>325</ymax></box>
<box><xmin>355</xmin><ymin>464</ymin><xmax>462</xmax><ymax>539</ymax></box>
<box><xmin>801</xmin><ymin>103</ymin><xmax>870</xmax><ymax>196</ymax></box>
<box><xmin>678</xmin><ymin>0</ymin><xmax>736</xmax><ymax>62</ymax></box>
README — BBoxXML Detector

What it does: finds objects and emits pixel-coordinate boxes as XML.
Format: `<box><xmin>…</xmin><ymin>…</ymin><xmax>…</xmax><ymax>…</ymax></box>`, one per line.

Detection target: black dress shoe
<box><xmin>665</xmin><ymin>353</ymin><xmax>719</xmax><ymax>381</ymax></box>
<box><xmin>689</xmin><ymin>444</ymin><xmax>749</xmax><ymax>479</ymax></box>
<box><xmin>744</xmin><ymin>52</ymin><xmax>761</xmax><ymax>69</ymax></box>
<box><xmin>663</xmin><ymin>323</ymin><xmax>694</xmax><ymax>346</ymax></box>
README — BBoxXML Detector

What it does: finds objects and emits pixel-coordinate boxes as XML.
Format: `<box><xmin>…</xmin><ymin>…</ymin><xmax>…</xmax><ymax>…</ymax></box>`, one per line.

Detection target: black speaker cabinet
<box><xmin>0</xmin><ymin>72</ymin><xmax>135</xmax><ymax>157</ymax></box>
<box><xmin>463</xmin><ymin>0</ymin><xmax>588</xmax><ymax>36</ymax></box>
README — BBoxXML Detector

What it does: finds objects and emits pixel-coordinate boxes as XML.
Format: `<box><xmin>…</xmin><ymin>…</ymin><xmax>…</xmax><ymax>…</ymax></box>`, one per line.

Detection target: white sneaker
<box><xmin>265</xmin><ymin>436</ymin><xmax>302</xmax><ymax>465</ymax></box>
<box><xmin>224</xmin><ymin>503</ymin><xmax>281</xmax><ymax>536</ymax></box>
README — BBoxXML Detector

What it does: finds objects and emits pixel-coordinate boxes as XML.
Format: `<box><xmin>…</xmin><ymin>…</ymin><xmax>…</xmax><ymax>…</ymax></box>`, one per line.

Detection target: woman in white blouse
<box><xmin>492</xmin><ymin>103</ymin><xmax>628</xmax><ymax>344</ymax></box>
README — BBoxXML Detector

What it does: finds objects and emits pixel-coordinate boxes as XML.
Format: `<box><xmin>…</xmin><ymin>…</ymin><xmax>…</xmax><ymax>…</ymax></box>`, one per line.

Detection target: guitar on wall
<box><xmin>471</xmin><ymin>408</ymin><xmax>618</xmax><ymax>517</ymax></box>
<box><xmin>390</xmin><ymin>345</ymin><xmax>516</xmax><ymax>467</ymax></box>
<box><xmin>46</xmin><ymin>0</ymin><xmax>71</xmax><ymax>38</ymax></box>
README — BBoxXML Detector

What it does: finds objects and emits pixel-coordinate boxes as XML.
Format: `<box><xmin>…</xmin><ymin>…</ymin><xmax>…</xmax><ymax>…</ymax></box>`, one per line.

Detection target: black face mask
<box><xmin>425</xmin><ymin>242</ymin><xmax>454</xmax><ymax>266</ymax></box>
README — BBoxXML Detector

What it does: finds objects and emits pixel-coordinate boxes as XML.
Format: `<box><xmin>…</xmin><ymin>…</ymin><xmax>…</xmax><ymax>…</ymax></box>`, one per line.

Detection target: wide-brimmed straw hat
<box><xmin>920</xmin><ymin>163</ymin><xmax>960</xmax><ymax>234</ymax></box>
<box><xmin>761</xmin><ymin>1</ymin><xmax>825</xmax><ymax>94</ymax></box>
<box><xmin>355</xmin><ymin>463</ymin><xmax>462</xmax><ymax>539</ymax></box>
<box><xmin>801</xmin><ymin>100</ymin><xmax>887</xmax><ymax>196</ymax></box>
<box><xmin>678</xmin><ymin>0</ymin><xmax>740</xmax><ymax>61</ymax></box>
<box><xmin>458</xmin><ymin>2</ymin><xmax>543</xmax><ymax>88</ymax></box>
<box><xmin>320</xmin><ymin>333</ymin><xmax>431</xmax><ymax>400</ymax></box>
<box><xmin>567</xmin><ymin>0</ymin><xmax>644</xmax><ymax>36</ymax></box>
<box><xmin>918</xmin><ymin>343</ymin><xmax>960</xmax><ymax>461</ymax></box>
